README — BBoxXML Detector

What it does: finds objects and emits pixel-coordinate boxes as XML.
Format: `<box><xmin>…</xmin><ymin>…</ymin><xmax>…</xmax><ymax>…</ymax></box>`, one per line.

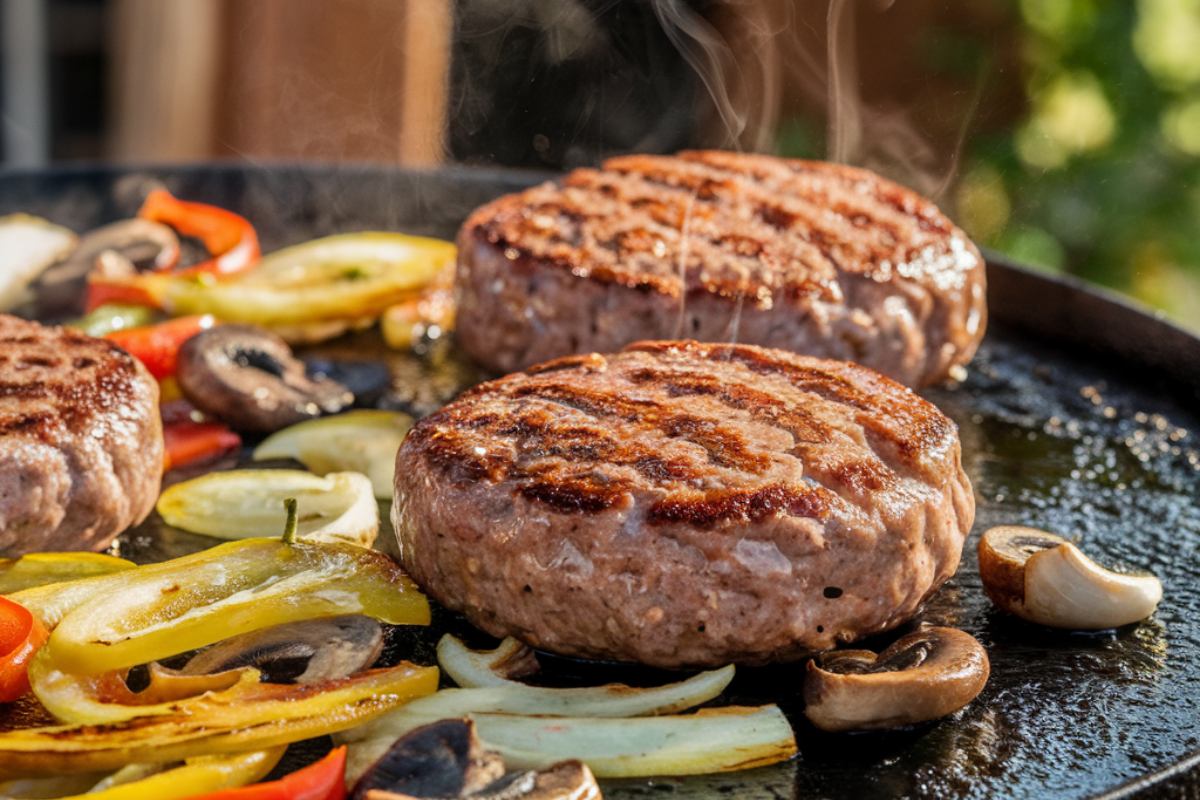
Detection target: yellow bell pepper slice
<box><xmin>0</xmin><ymin>662</ymin><xmax>437</xmax><ymax>779</ymax></box>
<box><xmin>25</xmin><ymin>537</ymin><xmax>427</xmax><ymax>676</ymax></box>
<box><xmin>165</xmin><ymin>232</ymin><xmax>455</xmax><ymax>327</ymax></box>
<box><xmin>0</xmin><ymin>552</ymin><xmax>136</xmax><ymax>595</ymax></box>
<box><xmin>60</xmin><ymin>748</ymin><xmax>283</xmax><ymax>800</ymax></box>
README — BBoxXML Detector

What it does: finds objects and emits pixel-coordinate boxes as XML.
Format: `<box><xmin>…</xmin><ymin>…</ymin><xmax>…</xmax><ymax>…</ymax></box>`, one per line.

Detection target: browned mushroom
<box><xmin>978</xmin><ymin>525</ymin><xmax>1163</xmax><ymax>630</ymax></box>
<box><xmin>350</xmin><ymin>718</ymin><xmax>505</xmax><ymax>800</ymax></box>
<box><xmin>33</xmin><ymin>218</ymin><xmax>179</xmax><ymax>317</ymax></box>
<box><xmin>803</xmin><ymin>627</ymin><xmax>990</xmax><ymax>732</ymax></box>
<box><xmin>352</xmin><ymin>718</ymin><xmax>601</xmax><ymax>800</ymax></box>
<box><xmin>176</xmin><ymin>324</ymin><xmax>352</xmax><ymax>432</ymax></box>
<box><xmin>178</xmin><ymin>614</ymin><xmax>384</xmax><ymax>683</ymax></box>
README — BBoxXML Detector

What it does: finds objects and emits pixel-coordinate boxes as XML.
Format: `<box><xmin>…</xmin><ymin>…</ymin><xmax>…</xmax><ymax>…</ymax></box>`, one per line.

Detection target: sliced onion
<box><xmin>156</xmin><ymin>469</ymin><xmax>379</xmax><ymax>547</ymax></box>
<box><xmin>343</xmin><ymin>706</ymin><xmax>796</xmax><ymax>780</ymax></box>
<box><xmin>0</xmin><ymin>214</ymin><xmax>77</xmax><ymax>313</ymax></box>
<box><xmin>435</xmin><ymin>636</ymin><xmax>733</xmax><ymax>716</ymax></box>
<box><xmin>435</xmin><ymin>635</ymin><xmax>540</xmax><ymax>687</ymax></box>
<box><xmin>254</xmin><ymin>411</ymin><xmax>414</xmax><ymax>499</ymax></box>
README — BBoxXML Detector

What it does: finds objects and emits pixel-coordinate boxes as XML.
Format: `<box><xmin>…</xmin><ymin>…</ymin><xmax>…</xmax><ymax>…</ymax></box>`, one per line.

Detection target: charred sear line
<box><xmin>510</xmin><ymin>382</ymin><xmax>656</xmax><ymax>423</ymax></box>
<box><xmin>826</xmin><ymin>459</ymin><xmax>894</xmax><ymax>494</ymax></box>
<box><xmin>647</xmin><ymin>483</ymin><xmax>830</xmax><ymax>528</ymax></box>
<box><xmin>662</xmin><ymin>414</ymin><xmax>770</xmax><ymax>474</ymax></box>
<box><xmin>519</xmin><ymin>479</ymin><xmax>617</xmax><ymax>514</ymax></box>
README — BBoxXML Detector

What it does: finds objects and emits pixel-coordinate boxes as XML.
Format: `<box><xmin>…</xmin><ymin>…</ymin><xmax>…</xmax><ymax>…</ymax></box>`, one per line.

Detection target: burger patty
<box><xmin>393</xmin><ymin>340</ymin><xmax>974</xmax><ymax>668</ymax></box>
<box><xmin>455</xmin><ymin>151</ymin><xmax>986</xmax><ymax>389</ymax></box>
<box><xmin>0</xmin><ymin>315</ymin><xmax>163</xmax><ymax>555</ymax></box>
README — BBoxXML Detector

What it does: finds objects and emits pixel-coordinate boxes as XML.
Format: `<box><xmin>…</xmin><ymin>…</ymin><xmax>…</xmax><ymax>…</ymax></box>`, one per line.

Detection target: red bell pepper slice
<box><xmin>161</xmin><ymin>400</ymin><xmax>241</xmax><ymax>471</ymax></box>
<box><xmin>84</xmin><ymin>277</ymin><xmax>166</xmax><ymax>313</ymax></box>
<box><xmin>85</xmin><ymin>190</ymin><xmax>261</xmax><ymax>311</ymax></box>
<box><xmin>0</xmin><ymin>596</ymin><xmax>49</xmax><ymax>703</ymax></box>
<box><xmin>137</xmin><ymin>189</ymin><xmax>261</xmax><ymax>279</ymax></box>
<box><xmin>186</xmin><ymin>745</ymin><xmax>347</xmax><ymax>800</ymax></box>
<box><xmin>105</xmin><ymin>314</ymin><xmax>216</xmax><ymax>380</ymax></box>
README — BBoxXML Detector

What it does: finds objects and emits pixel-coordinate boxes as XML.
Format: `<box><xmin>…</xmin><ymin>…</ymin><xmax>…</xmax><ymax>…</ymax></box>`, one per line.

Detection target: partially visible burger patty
<box><xmin>393</xmin><ymin>340</ymin><xmax>974</xmax><ymax>668</ymax></box>
<box><xmin>0</xmin><ymin>315</ymin><xmax>163</xmax><ymax>555</ymax></box>
<box><xmin>456</xmin><ymin>151</ymin><xmax>986</xmax><ymax>388</ymax></box>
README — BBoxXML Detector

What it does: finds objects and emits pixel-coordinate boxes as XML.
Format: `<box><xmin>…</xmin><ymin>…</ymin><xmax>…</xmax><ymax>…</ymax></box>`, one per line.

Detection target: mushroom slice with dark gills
<box><xmin>33</xmin><ymin>218</ymin><xmax>180</xmax><ymax>317</ymax></box>
<box><xmin>803</xmin><ymin>627</ymin><xmax>990</xmax><ymax>732</ymax></box>
<box><xmin>978</xmin><ymin>526</ymin><xmax>1163</xmax><ymax>630</ymax></box>
<box><xmin>132</xmin><ymin>614</ymin><xmax>386</xmax><ymax>701</ymax></box>
<box><xmin>350</xmin><ymin>718</ymin><xmax>600</xmax><ymax>800</ymax></box>
<box><xmin>176</xmin><ymin>324</ymin><xmax>352</xmax><ymax>432</ymax></box>
<box><xmin>179</xmin><ymin>614</ymin><xmax>385</xmax><ymax>684</ymax></box>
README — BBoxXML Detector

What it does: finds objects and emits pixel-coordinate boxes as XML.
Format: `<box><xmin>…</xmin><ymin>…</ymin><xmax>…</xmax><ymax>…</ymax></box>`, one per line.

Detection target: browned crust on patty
<box><xmin>0</xmin><ymin>315</ymin><xmax>163</xmax><ymax>555</ymax></box>
<box><xmin>393</xmin><ymin>340</ymin><xmax>974</xmax><ymax>668</ymax></box>
<box><xmin>455</xmin><ymin>151</ymin><xmax>986</xmax><ymax>388</ymax></box>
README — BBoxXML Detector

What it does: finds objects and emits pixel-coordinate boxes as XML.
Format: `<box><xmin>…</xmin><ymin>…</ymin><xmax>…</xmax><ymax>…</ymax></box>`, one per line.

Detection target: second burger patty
<box><xmin>456</xmin><ymin>150</ymin><xmax>987</xmax><ymax>389</ymax></box>
<box><xmin>393</xmin><ymin>340</ymin><xmax>974</xmax><ymax>669</ymax></box>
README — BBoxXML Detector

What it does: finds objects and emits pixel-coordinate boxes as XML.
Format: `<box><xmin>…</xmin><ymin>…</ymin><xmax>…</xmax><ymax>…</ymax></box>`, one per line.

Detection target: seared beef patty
<box><xmin>393</xmin><ymin>340</ymin><xmax>974</xmax><ymax>668</ymax></box>
<box><xmin>455</xmin><ymin>150</ymin><xmax>986</xmax><ymax>389</ymax></box>
<box><xmin>0</xmin><ymin>315</ymin><xmax>163</xmax><ymax>555</ymax></box>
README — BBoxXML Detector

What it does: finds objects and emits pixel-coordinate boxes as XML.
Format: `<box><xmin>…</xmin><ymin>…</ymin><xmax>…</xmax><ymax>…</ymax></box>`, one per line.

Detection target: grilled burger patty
<box><xmin>456</xmin><ymin>151</ymin><xmax>986</xmax><ymax>389</ymax></box>
<box><xmin>393</xmin><ymin>340</ymin><xmax>974</xmax><ymax>668</ymax></box>
<box><xmin>0</xmin><ymin>315</ymin><xmax>163</xmax><ymax>555</ymax></box>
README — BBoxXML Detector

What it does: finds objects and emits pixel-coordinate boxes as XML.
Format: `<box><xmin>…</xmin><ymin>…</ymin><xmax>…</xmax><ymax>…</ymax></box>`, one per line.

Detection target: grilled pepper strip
<box><xmin>0</xmin><ymin>663</ymin><xmax>437</xmax><ymax>779</ymax></box>
<box><xmin>0</xmin><ymin>553</ymin><xmax>135</xmax><ymax>595</ymax></box>
<box><xmin>162</xmin><ymin>232</ymin><xmax>455</xmax><ymax>328</ymax></box>
<box><xmin>0</xmin><ymin>597</ymin><xmax>49</xmax><ymax>702</ymax></box>
<box><xmin>105</xmin><ymin>314</ymin><xmax>216</xmax><ymax>380</ymax></box>
<box><xmin>184</xmin><ymin>745</ymin><xmax>346</xmax><ymax>800</ymax></box>
<box><xmin>14</xmin><ymin>538</ymin><xmax>428</xmax><ymax>675</ymax></box>
<box><xmin>137</xmin><ymin>189</ymin><xmax>261</xmax><ymax>279</ymax></box>
<box><xmin>52</xmin><ymin>748</ymin><xmax>285</xmax><ymax>800</ymax></box>
<box><xmin>67</xmin><ymin>303</ymin><xmax>161</xmax><ymax>338</ymax></box>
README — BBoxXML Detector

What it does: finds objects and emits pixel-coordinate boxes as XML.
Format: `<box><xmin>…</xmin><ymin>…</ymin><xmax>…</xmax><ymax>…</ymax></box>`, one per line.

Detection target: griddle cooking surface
<box><xmin>3</xmin><ymin>164</ymin><xmax>1198</xmax><ymax>800</ymax></box>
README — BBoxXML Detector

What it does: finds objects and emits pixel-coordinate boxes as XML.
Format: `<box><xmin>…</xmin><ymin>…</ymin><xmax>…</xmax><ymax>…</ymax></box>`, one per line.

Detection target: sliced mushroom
<box><xmin>352</xmin><ymin>718</ymin><xmax>601</xmax><ymax>800</ymax></box>
<box><xmin>178</xmin><ymin>614</ymin><xmax>384</xmax><ymax>683</ymax></box>
<box><xmin>176</xmin><ymin>324</ymin><xmax>352</xmax><ymax>432</ymax></box>
<box><xmin>33</xmin><ymin>218</ymin><xmax>179</xmax><ymax>317</ymax></box>
<box><xmin>350</xmin><ymin>718</ymin><xmax>505</xmax><ymax>800</ymax></box>
<box><xmin>978</xmin><ymin>525</ymin><xmax>1163</xmax><ymax>630</ymax></box>
<box><xmin>803</xmin><ymin>627</ymin><xmax>990</xmax><ymax>732</ymax></box>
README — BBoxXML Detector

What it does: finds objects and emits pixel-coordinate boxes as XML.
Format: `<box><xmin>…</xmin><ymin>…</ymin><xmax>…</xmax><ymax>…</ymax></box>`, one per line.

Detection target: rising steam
<box><xmin>650</xmin><ymin>0</ymin><xmax>964</xmax><ymax>198</ymax></box>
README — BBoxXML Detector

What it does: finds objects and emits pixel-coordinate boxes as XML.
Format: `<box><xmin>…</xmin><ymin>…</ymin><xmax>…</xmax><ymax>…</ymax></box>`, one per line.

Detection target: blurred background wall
<box><xmin>2</xmin><ymin>0</ymin><xmax>1199</xmax><ymax>332</ymax></box>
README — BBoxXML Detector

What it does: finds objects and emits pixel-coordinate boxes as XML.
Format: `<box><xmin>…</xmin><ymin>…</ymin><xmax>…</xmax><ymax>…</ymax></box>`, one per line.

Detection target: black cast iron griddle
<box><xmin>2</xmin><ymin>163</ymin><xmax>1198</xmax><ymax>800</ymax></box>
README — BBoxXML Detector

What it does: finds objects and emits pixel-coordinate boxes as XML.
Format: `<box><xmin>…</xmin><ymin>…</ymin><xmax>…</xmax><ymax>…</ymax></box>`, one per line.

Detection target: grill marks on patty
<box><xmin>476</xmin><ymin>151</ymin><xmax>967</xmax><ymax>310</ymax></box>
<box><xmin>0</xmin><ymin>315</ymin><xmax>163</xmax><ymax>555</ymax></box>
<box><xmin>411</xmin><ymin>342</ymin><xmax>947</xmax><ymax>527</ymax></box>
<box><xmin>0</xmin><ymin>326</ymin><xmax>144</xmax><ymax>438</ymax></box>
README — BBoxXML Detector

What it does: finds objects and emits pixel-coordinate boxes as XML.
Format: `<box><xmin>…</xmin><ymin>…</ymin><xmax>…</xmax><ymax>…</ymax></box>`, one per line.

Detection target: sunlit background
<box><xmin>3</xmin><ymin>0</ymin><xmax>1199</xmax><ymax>333</ymax></box>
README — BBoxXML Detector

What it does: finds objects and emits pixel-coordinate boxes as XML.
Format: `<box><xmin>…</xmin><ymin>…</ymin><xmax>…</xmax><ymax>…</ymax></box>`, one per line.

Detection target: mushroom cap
<box><xmin>180</xmin><ymin>614</ymin><xmax>384</xmax><ymax>683</ymax></box>
<box><xmin>176</xmin><ymin>324</ymin><xmax>352</xmax><ymax>432</ymax></box>
<box><xmin>803</xmin><ymin>626</ymin><xmax>990</xmax><ymax>732</ymax></box>
<box><xmin>34</xmin><ymin>218</ymin><xmax>178</xmax><ymax>317</ymax></box>
<box><xmin>978</xmin><ymin>525</ymin><xmax>1163</xmax><ymax>630</ymax></box>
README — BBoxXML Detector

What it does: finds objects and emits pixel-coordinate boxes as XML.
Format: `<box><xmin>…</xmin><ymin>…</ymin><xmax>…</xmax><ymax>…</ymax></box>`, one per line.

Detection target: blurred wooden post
<box><xmin>397</xmin><ymin>0</ymin><xmax>452</xmax><ymax>166</ymax></box>
<box><xmin>108</xmin><ymin>0</ymin><xmax>221</xmax><ymax>162</ymax></box>
<box><xmin>107</xmin><ymin>0</ymin><xmax>452</xmax><ymax>165</ymax></box>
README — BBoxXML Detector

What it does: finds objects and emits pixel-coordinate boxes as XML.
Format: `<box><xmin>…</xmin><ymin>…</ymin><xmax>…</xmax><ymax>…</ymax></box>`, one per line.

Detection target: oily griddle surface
<box><xmin>4</xmin><ymin>164</ymin><xmax>1200</xmax><ymax>800</ymax></box>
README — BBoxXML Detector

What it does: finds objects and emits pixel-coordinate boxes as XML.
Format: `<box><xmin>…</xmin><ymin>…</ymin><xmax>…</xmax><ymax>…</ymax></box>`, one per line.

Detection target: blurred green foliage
<box><xmin>966</xmin><ymin>0</ymin><xmax>1200</xmax><ymax>323</ymax></box>
<box><xmin>778</xmin><ymin>0</ymin><xmax>1200</xmax><ymax>329</ymax></box>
